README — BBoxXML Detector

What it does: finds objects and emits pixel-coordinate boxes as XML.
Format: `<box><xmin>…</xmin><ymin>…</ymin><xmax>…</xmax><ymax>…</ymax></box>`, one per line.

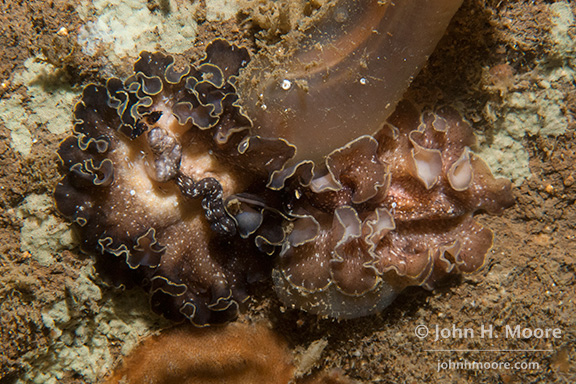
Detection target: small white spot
<box><xmin>281</xmin><ymin>79</ymin><xmax>292</xmax><ymax>90</ymax></box>
<box><xmin>359</xmin><ymin>77</ymin><xmax>367</xmax><ymax>85</ymax></box>
<box><xmin>261</xmin><ymin>104</ymin><xmax>267</xmax><ymax>111</ymax></box>
<box><xmin>57</xmin><ymin>27</ymin><xmax>69</xmax><ymax>36</ymax></box>
<box><xmin>130</xmin><ymin>189</ymin><xmax>136</xmax><ymax>196</ymax></box>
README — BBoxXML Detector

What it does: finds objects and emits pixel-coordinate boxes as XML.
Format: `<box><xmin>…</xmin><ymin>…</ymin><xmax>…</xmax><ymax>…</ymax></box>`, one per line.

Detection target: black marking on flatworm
<box><xmin>176</xmin><ymin>173</ymin><xmax>237</xmax><ymax>236</ymax></box>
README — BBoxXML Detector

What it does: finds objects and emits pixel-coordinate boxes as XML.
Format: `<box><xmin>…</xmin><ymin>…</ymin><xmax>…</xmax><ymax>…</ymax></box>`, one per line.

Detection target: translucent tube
<box><xmin>238</xmin><ymin>0</ymin><xmax>464</xmax><ymax>167</ymax></box>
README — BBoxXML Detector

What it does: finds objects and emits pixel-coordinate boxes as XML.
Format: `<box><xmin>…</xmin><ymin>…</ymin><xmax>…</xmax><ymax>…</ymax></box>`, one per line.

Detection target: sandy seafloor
<box><xmin>0</xmin><ymin>0</ymin><xmax>575</xmax><ymax>383</ymax></box>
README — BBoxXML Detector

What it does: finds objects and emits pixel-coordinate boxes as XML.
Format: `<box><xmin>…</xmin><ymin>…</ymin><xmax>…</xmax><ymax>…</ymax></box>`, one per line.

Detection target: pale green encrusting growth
<box><xmin>76</xmin><ymin>0</ymin><xmax>199</xmax><ymax>68</ymax></box>
<box><xmin>16</xmin><ymin>194</ymin><xmax>76</xmax><ymax>266</ymax></box>
<box><xmin>0</xmin><ymin>58</ymin><xmax>78</xmax><ymax>157</ymax></box>
<box><xmin>16</xmin><ymin>268</ymin><xmax>166</xmax><ymax>384</ymax></box>
<box><xmin>477</xmin><ymin>1</ymin><xmax>575</xmax><ymax>185</ymax></box>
